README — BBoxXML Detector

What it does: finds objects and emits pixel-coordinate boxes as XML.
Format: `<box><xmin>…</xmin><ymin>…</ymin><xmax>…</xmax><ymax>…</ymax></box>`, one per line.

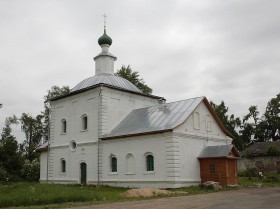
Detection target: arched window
<box><xmin>111</xmin><ymin>156</ymin><xmax>117</xmax><ymax>172</ymax></box>
<box><xmin>61</xmin><ymin>159</ymin><xmax>66</xmax><ymax>173</ymax></box>
<box><xmin>81</xmin><ymin>115</ymin><xmax>88</xmax><ymax>130</ymax></box>
<box><xmin>194</xmin><ymin>112</ymin><xmax>200</xmax><ymax>129</ymax></box>
<box><xmin>126</xmin><ymin>153</ymin><xmax>135</xmax><ymax>174</ymax></box>
<box><xmin>146</xmin><ymin>154</ymin><xmax>154</xmax><ymax>172</ymax></box>
<box><xmin>61</xmin><ymin>119</ymin><xmax>67</xmax><ymax>134</ymax></box>
<box><xmin>206</xmin><ymin>115</ymin><xmax>212</xmax><ymax>131</ymax></box>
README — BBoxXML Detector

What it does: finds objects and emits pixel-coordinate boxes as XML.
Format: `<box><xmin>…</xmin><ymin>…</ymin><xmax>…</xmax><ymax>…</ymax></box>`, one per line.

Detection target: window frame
<box><xmin>81</xmin><ymin>114</ymin><xmax>88</xmax><ymax>131</ymax></box>
<box><xmin>70</xmin><ymin>140</ymin><xmax>77</xmax><ymax>152</ymax></box>
<box><xmin>193</xmin><ymin>112</ymin><xmax>200</xmax><ymax>130</ymax></box>
<box><xmin>146</xmin><ymin>154</ymin><xmax>154</xmax><ymax>172</ymax></box>
<box><xmin>210</xmin><ymin>164</ymin><xmax>216</xmax><ymax>174</ymax></box>
<box><xmin>206</xmin><ymin>114</ymin><xmax>212</xmax><ymax>132</ymax></box>
<box><xmin>125</xmin><ymin>153</ymin><xmax>136</xmax><ymax>175</ymax></box>
<box><xmin>61</xmin><ymin>159</ymin><xmax>66</xmax><ymax>173</ymax></box>
<box><xmin>111</xmin><ymin>156</ymin><xmax>117</xmax><ymax>173</ymax></box>
<box><xmin>61</xmin><ymin>119</ymin><xmax>67</xmax><ymax>134</ymax></box>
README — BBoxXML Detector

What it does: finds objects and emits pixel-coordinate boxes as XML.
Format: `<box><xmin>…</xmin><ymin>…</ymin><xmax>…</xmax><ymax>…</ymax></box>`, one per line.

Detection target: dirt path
<box><xmin>67</xmin><ymin>187</ymin><xmax>280</xmax><ymax>209</ymax></box>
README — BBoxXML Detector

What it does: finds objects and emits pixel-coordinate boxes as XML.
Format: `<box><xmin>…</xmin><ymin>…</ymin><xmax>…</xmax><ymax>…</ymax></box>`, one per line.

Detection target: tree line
<box><xmin>0</xmin><ymin>86</ymin><xmax>70</xmax><ymax>182</ymax></box>
<box><xmin>212</xmin><ymin>93</ymin><xmax>280</xmax><ymax>150</ymax></box>
<box><xmin>0</xmin><ymin>65</ymin><xmax>279</xmax><ymax>182</ymax></box>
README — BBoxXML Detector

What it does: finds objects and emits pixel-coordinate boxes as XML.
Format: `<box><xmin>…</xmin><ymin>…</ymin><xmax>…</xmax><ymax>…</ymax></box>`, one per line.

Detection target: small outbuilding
<box><xmin>198</xmin><ymin>145</ymin><xmax>240</xmax><ymax>186</ymax></box>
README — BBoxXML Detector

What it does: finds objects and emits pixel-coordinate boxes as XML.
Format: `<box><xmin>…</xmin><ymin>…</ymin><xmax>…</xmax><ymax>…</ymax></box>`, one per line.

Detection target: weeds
<box><xmin>238</xmin><ymin>173</ymin><xmax>280</xmax><ymax>187</ymax></box>
<box><xmin>0</xmin><ymin>183</ymin><xmax>127</xmax><ymax>208</ymax></box>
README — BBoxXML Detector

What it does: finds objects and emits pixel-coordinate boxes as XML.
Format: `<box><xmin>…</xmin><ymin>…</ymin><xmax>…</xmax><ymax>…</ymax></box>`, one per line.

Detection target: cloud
<box><xmin>0</xmin><ymin>0</ymin><xmax>279</xmax><ymax>142</ymax></box>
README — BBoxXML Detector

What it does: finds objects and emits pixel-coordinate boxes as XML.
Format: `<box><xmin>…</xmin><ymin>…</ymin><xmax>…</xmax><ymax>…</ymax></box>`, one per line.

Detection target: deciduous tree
<box><xmin>0</xmin><ymin>115</ymin><xmax>23</xmax><ymax>181</ymax></box>
<box><xmin>20</xmin><ymin>113</ymin><xmax>44</xmax><ymax>161</ymax></box>
<box><xmin>211</xmin><ymin>101</ymin><xmax>242</xmax><ymax>150</ymax></box>
<box><xmin>116</xmin><ymin>65</ymin><xmax>152</xmax><ymax>95</ymax></box>
<box><xmin>42</xmin><ymin>85</ymin><xmax>70</xmax><ymax>139</ymax></box>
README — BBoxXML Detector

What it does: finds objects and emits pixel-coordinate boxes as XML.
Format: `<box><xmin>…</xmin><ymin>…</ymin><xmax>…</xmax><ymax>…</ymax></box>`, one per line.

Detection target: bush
<box><xmin>0</xmin><ymin>166</ymin><xmax>22</xmax><ymax>183</ymax></box>
<box><xmin>20</xmin><ymin>159</ymin><xmax>40</xmax><ymax>182</ymax></box>
<box><xmin>266</xmin><ymin>146</ymin><xmax>280</xmax><ymax>156</ymax></box>
<box><xmin>238</xmin><ymin>168</ymin><xmax>258</xmax><ymax>177</ymax></box>
<box><xmin>263</xmin><ymin>173</ymin><xmax>280</xmax><ymax>183</ymax></box>
<box><xmin>0</xmin><ymin>166</ymin><xmax>8</xmax><ymax>182</ymax></box>
<box><xmin>244</xmin><ymin>150</ymin><xmax>253</xmax><ymax>158</ymax></box>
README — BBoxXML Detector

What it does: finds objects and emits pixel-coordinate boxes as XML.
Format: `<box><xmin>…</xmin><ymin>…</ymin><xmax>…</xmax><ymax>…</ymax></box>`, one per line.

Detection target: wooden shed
<box><xmin>198</xmin><ymin>145</ymin><xmax>240</xmax><ymax>186</ymax></box>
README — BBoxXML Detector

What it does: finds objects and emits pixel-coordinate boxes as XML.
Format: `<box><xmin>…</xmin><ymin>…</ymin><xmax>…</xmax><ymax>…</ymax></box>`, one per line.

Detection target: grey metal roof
<box><xmin>36</xmin><ymin>141</ymin><xmax>48</xmax><ymax>152</ymax></box>
<box><xmin>101</xmin><ymin>97</ymin><xmax>204</xmax><ymax>139</ymax></box>
<box><xmin>198</xmin><ymin>145</ymin><xmax>240</xmax><ymax>158</ymax></box>
<box><xmin>71</xmin><ymin>74</ymin><xmax>142</xmax><ymax>93</ymax></box>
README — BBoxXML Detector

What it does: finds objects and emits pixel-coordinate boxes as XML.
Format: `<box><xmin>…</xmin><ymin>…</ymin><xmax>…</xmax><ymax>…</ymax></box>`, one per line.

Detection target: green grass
<box><xmin>238</xmin><ymin>173</ymin><xmax>280</xmax><ymax>187</ymax></box>
<box><xmin>0</xmin><ymin>182</ymin><xmax>127</xmax><ymax>208</ymax></box>
<box><xmin>0</xmin><ymin>182</ymin><xmax>238</xmax><ymax>208</ymax></box>
<box><xmin>2</xmin><ymin>176</ymin><xmax>280</xmax><ymax>209</ymax></box>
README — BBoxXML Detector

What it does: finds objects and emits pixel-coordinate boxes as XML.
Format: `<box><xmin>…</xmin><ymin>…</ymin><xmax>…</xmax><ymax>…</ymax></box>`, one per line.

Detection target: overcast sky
<box><xmin>1</xmin><ymin>0</ymin><xmax>279</xmax><ymax>142</ymax></box>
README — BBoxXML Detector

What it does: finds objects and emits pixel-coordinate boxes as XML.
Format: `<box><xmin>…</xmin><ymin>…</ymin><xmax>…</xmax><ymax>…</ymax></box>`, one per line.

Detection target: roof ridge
<box><xmin>166</xmin><ymin>96</ymin><xmax>205</xmax><ymax>104</ymax></box>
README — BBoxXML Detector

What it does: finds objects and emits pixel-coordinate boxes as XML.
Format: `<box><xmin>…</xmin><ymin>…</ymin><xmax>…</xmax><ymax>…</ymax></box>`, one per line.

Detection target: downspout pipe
<box><xmin>46</xmin><ymin>107</ymin><xmax>51</xmax><ymax>182</ymax></box>
<box><xmin>97</xmin><ymin>85</ymin><xmax>103</xmax><ymax>186</ymax></box>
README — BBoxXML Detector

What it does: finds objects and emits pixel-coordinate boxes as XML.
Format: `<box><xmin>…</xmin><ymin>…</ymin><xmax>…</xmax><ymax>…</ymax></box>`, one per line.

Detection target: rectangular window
<box><xmin>61</xmin><ymin>160</ymin><xmax>66</xmax><ymax>173</ymax></box>
<box><xmin>62</xmin><ymin>120</ymin><xmax>67</xmax><ymax>133</ymax></box>
<box><xmin>210</xmin><ymin>164</ymin><xmax>216</xmax><ymax>173</ymax></box>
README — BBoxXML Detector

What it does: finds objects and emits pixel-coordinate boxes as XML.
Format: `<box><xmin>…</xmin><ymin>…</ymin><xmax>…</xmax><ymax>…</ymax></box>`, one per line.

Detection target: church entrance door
<box><xmin>80</xmin><ymin>162</ymin><xmax>87</xmax><ymax>185</ymax></box>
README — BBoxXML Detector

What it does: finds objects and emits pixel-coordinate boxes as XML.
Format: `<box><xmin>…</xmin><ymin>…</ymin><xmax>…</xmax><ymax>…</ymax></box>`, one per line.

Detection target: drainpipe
<box><xmin>46</xmin><ymin>107</ymin><xmax>51</xmax><ymax>182</ymax></box>
<box><xmin>97</xmin><ymin>86</ymin><xmax>103</xmax><ymax>186</ymax></box>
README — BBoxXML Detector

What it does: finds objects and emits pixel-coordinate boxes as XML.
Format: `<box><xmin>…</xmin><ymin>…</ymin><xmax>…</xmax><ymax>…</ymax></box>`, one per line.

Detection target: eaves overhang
<box><xmin>197</xmin><ymin>156</ymin><xmax>241</xmax><ymax>160</ymax></box>
<box><xmin>100</xmin><ymin>129</ymin><xmax>173</xmax><ymax>140</ymax></box>
<box><xmin>48</xmin><ymin>83</ymin><xmax>164</xmax><ymax>102</ymax></box>
<box><xmin>202</xmin><ymin>98</ymin><xmax>235</xmax><ymax>139</ymax></box>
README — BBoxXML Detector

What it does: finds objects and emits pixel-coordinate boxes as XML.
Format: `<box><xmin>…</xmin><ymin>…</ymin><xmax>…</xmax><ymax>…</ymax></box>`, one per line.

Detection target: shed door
<box><xmin>80</xmin><ymin>162</ymin><xmax>87</xmax><ymax>185</ymax></box>
<box><xmin>227</xmin><ymin>160</ymin><xmax>237</xmax><ymax>184</ymax></box>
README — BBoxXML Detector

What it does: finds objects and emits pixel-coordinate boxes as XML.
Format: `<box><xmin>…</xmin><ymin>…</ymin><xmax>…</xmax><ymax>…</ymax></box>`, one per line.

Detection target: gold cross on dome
<box><xmin>103</xmin><ymin>14</ymin><xmax>107</xmax><ymax>29</ymax></box>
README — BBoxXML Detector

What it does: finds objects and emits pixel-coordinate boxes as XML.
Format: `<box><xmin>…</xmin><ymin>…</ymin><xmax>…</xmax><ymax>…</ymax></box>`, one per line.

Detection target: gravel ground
<box><xmin>65</xmin><ymin>187</ymin><xmax>280</xmax><ymax>209</ymax></box>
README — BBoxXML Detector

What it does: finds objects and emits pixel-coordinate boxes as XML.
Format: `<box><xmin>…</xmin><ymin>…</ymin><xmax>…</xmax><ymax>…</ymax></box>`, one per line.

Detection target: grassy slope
<box><xmin>0</xmin><ymin>183</ymin><xmax>234</xmax><ymax>208</ymax></box>
<box><xmin>1</xmin><ymin>175</ymin><xmax>280</xmax><ymax>209</ymax></box>
<box><xmin>0</xmin><ymin>183</ymin><xmax>127</xmax><ymax>208</ymax></box>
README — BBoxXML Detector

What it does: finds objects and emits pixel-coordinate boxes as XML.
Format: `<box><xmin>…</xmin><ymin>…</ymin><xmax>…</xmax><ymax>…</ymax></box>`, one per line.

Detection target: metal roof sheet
<box><xmin>198</xmin><ymin>144</ymin><xmax>240</xmax><ymax>158</ymax></box>
<box><xmin>101</xmin><ymin>97</ymin><xmax>204</xmax><ymax>139</ymax></box>
<box><xmin>36</xmin><ymin>141</ymin><xmax>48</xmax><ymax>152</ymax></box>
<box><xmin>71</xmin><ymin>74</ymin><xmax>142</xmax><ymax>93</ymax></box>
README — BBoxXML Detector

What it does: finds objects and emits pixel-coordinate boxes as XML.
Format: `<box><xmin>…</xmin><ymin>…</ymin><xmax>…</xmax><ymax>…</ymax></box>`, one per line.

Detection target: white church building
<box><xmin>37</xmin><ymin>27</ymin><xmax>236</xmax><ymax>188</ymax></box>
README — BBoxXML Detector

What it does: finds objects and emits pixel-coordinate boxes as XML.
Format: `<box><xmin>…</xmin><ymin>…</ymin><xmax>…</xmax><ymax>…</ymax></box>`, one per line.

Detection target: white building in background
<box><xmin>37</xmin><ymin>28</ymin><xmax>234</xmax><ymax>188</ymax></box>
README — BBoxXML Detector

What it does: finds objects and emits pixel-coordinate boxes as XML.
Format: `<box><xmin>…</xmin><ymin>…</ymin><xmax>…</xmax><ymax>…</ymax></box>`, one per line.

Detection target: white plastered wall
<box><xmin>101</xmin><ymin>133</ymin><xmax>174</xmax><ymax>188</ymax></box>
<box><xmin>51</xmin><ymin>89</ymin><xmax>99</xmax><ymax>146</ymax></box>
<box><xmin>46</xmin><ymin>88</ymin><xmax>100</xmax><ymax>183</ymax></box>
<box><xmin>99</xmin><ymin>87</ymin><xmax>159</xmax><ymax>135</ymax></box>
<box><xmin>39</xmin><ymin>151</ymin><xmax>48</xmax><ymax>181</ymax></box>
<box><xmin>173</xmin><ymin>101</ymin><xmax>232</xmax><ymax>186</ymax></box>
<box><xmin>49</xmin><ymin>144</ymin><xmax>98</xmax><ymax>184</ymax></box>
<box><xmin>42</xmin><ymin>86</ymin><xmax>160</xmax><ymax>184</ymax></box>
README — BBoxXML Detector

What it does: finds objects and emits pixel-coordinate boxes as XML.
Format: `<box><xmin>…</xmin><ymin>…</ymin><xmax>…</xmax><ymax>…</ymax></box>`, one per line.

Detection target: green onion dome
<box><xmin>98</xmin><ymin>29</ymin><xmax>112</xmax><ymax>46</ymax></box>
